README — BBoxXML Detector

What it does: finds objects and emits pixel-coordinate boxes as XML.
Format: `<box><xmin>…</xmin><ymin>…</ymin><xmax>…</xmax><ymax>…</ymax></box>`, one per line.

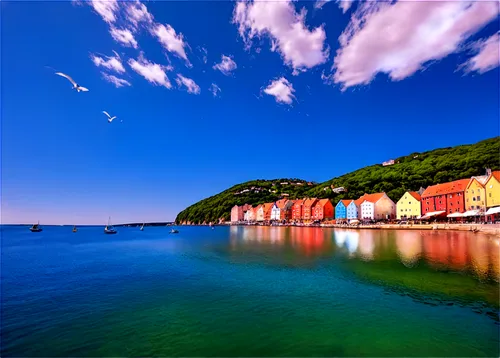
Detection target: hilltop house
<box><xmin>303</xmin><ymin>198</ymin><xmax>318</xmax><ymax>221</ymax></box>
<box><xmin>312</xmin><ymin>199</ymin><xmax>334</xmax><ymax>221</ymax></box>
<box><xmin>292</xmin><ymin>199</ymin><xmax>305</xmax><ymax>221</ymax></box>
<box><xmin>335</xmin><ymin>200</ymin><xmax>352</xmax><ymax>221</ymax></box>
<box><xmin>396</xmin><ymin>191</ymin><xmax>421</xmax><ymax>220</ymax></box>
<box><xmin>359</xmin><ymin>193</ymin><xmax>396</xmax><ymax>221</ymax></box>
<box><xmin>421</xmin><ymin>179</ymin><xmax>470</xmax><ymax>218</ymax></box>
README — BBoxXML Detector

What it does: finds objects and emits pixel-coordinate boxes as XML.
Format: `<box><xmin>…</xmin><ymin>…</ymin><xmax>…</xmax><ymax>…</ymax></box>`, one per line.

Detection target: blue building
<box><xmin>346</xmin><ymin>200</ymin><xmax>360</xmax><ymax>220</ymax></box>
<box><xmin>335</xmin><ymin>200</ymin><xmax>349</xmax><ymax>220</ymax></box>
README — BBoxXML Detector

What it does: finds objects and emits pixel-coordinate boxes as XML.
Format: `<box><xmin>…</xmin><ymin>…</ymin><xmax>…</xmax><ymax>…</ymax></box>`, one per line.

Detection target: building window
<box><xmin>477</xmin><ymin>196</ymin><xmax>480</xmax><ymax>201</ymax></box>
<box><xmin>489</xmin><ymin>193</ymin><xmax>492</xmax><ymax>197</ymax></box>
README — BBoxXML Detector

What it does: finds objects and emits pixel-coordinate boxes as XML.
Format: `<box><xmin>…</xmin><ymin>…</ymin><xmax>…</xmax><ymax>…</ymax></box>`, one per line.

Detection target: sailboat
<box><xmin>104</xmin><ymin>217</ymin><xmax>117</xmax><ymax>234</ymax></box>
<box><xmin>140</xmin><ymin>223</ymin><xmax>144</xmax><ymax>231</ymax></box>
<box><xmin>72</xmin><ymin>226</ymin><xmax>78</xmax><ymax>233</ymax></box>
<box><xmin>30</xmin><ymin>221</ymin><xmax>42</xmax><ymax>232</ymax></box>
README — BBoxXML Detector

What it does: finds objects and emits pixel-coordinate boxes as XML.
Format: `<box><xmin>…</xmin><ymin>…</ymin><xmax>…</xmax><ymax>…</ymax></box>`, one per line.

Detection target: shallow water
<box><xmin>1</xmin><ymin>225</ymin><xmax>499</xmax><ymax>357</ymax></box>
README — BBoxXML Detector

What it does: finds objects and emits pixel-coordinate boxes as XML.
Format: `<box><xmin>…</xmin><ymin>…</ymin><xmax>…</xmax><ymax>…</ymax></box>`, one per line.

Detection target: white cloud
<box><xmin>102</xmin><ymin>73</ymin><xmax>132</xmax><ymax>88</ymax></box>
<box><xmin>90</xmin><ymin>0</ymin><xmax>119</xmax><ymax>24</ymax></box>
<box><xmin>232</xmin><ymin>0</ymin><xmax>328</xmax><ymax>72</ymax></box>
<box><xmin>213</xmin><ymin>55</ymin><xmax>237</xmax><ymax>76</ymax></box>
<box><xmin>90</xmin><ymin>51</ymin><xmax>125</xmax><ymax>74</ymax></box>
<box><xmin>153</xmin><ymin>24</ymin><xmax>190</xmax><ymax>63</ymax></box>
<box><xmin>333</xmin><ymin>1</ymin><xmax>499</xmax><ymax>89</ymax></box>
<box><xmin>126</xmin><ymin>0</ymin><xmax>154</xmax><ymax>29</ymax></box>
<box><xmin>128</xmin><ymin>54</ymin><xmax>172</xmax><ymax>88</ymax></box>
<box><xmin>463</xmin><ymin>32</ymin><xmax>500</xmax><ymax>74</ymax></box>
<box><xmin>199</xmin><ymin>46</ymin><xmax>208</xmax><ymax>64</ymax></box>
<box><xmin>337</xmin><ymin>0</ymin><xmax>353</xmax><ymax>13</ymax></box>
<box><xmin>110</xmin><ymin>27</ymin><xmax>138</xmax><ymax>49</ymax></box>
<box><xmin>175</xmin><ymin>74</ymin><xmax>201</xmax><ymax>94</ymax></box>
<box><xmin>209</xmin><ymin>83</ymin><xmax>221</xmax><ymax>97</ymax></box>
<box><xmin>263</xmin><ymin>77</ymin><xmax>295</xmax><ymax>105</ymax></box>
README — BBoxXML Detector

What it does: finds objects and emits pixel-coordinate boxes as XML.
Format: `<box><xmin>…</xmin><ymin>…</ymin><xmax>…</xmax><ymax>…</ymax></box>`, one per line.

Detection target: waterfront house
<box><xmin>244</xmin><ymin>206</ymin><xmax>255</xmax><ymax>222</ymax></box>
<box><xmin>303</xmin><ymin>198</ymin><xmax>318</xmax><ymax>221</ymax></box>
<box><xmin>396</xmin><ymin>191</ymin><xmax>421</xmax><ymax>220</ymax></box>
<box><xmin>255</xmin><ymin>205</ymin><xmax>264</xmax><ymax>222</ymax></box>
<box><xmin>346</xmin><ymin>198</ymin><xmax>363</xmax><ymax>220</ymax></box>
<box><xmin>276</xmin><ymin>199</ymin><xmax>293</xmax><ymax>221</ymax></box>
<box><xmin>360</xmin><ymin>193</ymin><xmax>396</xmax><ymax>221</ymax></box>
<box><xmin>270</xmin><ymin>202</ymin><xmax>280</xmax><ymax>221</ymax></box>
<box><xmin>292</xmin><ymin>199</ymin><xmax>305</xmax><ymax>221</ymax></box>
<box><xmin>421</xmin><ymin>179</ymin><xmax>470</xmax><ymax>218</ymax></box>
<box><xmin>312</xmin><ymin>199</ymin><xmax>334</xmax><ymax>221</ymax></box>
<box><xmin>263</xmin><ymin>203</ymin><xmax>274</xmax><ymax>221</ymax></box>
<box><xmin>485</xmin><ymin>170</ymin><xmax>500</xmax><ymax>208</ymax></box>
<box><xmin>231</xmin><ymin>205</ymin><xmax>244</xmax><ymax>223</ymax></box>
<box><xmin>335</xmin><ymin>200</ymin><xmax>351</xmax><ymax>221</ymax></box>
<box><xmin>465</xmin><ymin>175</ymin><xmax>489</xmax><ymax>213</ymax></box>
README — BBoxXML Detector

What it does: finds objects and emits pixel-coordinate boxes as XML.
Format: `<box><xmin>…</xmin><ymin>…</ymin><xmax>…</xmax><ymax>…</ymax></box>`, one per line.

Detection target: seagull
<box><xmin>103</xmin><ymin>111</ymin><xmax>117</xmax><ymax>123</ymax></box>
<box><xmin>55</xmin><ymin>72</ymin><xmax>89</xmax><ymax>92</ymax></box>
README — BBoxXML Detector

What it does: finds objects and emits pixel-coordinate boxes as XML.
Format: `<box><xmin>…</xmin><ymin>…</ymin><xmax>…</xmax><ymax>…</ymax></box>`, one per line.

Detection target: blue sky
<box><xmin>2</xmin><ymin>0</ymin><xmax>499</xmax><ymax>224</ymax></box>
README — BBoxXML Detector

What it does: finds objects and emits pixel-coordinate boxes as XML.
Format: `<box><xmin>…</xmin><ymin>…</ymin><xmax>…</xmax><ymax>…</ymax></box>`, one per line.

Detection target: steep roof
<box><xmin>487</xmin><ymin>170</ymin><xmax>500</xmax><ymax>184</ymax></box>
<box><xmin>263</xmin><ymin>203</ymin><xmax>274</xmax><ymax>213</ymax></box>
<box><xmin>293</xmin><ymin>199</ymin><xmax>304</xmax><ymax>206</ymax></box>
<box><xmin>354</xmin><ymin>195</ymin><xmax>366</xmax><ymax>206</ymax></box>
<box><xmin>276</xmin><ymin>199</ymin><xmax>289</xmax><ymax>209</ymax></box>
<box><xmin>362</xmin><ymin>193</ymin><xmax>385</xmax><ymax>203</ymax></box>
<box><xmin>421</xmin><ymin>179</ymin><xmax>470</xmax><ymax>198</ymax></box>
<box><xmin>254</xmin><ymin>205</ymin><xmax>262</xmax><ymax>213</ymax></box>
<box><xmin>408</xmin><ymin>192</ymin><xmax>421</xmax><ymax>201</ymax></box>
<box><xmin>341</xmin><ymin>199</ymin><xmax>353</xmax><ymax>207</ymax></box>
<box><xmin>304</xmin><ymin>198</ymin><xmax>318</xmax><ymax>207</ymax></box>
<box><xmin>315</xmin><ymin>199</ymin><xmax>331</xmax><ymax>207</ymax></box>
<box><xmin>467</xmin><ymin>175</ymin><xmax>489</xmax><ymax>188</ymax></box>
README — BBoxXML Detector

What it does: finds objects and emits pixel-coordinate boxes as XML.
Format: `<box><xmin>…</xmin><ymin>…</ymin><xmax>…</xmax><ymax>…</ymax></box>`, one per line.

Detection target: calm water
<box><xmin>1</xmin><ymin>225</ymin><xmax>499</xmax><ymax>357</ymax></box>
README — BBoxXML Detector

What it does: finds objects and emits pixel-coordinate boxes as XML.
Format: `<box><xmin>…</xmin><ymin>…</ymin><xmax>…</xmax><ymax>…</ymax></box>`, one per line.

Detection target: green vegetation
<box><xmin>175</xmin><ymin>137</ymin><xmax>499</xmax><ymax>224</ymax></box>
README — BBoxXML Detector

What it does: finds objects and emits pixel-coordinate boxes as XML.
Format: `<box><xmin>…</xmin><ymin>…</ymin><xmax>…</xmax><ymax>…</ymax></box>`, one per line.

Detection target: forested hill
<box><xmin>175</xmin><ymin>137</ymin><xmax>499</xmax><ymax>225</ymax></box>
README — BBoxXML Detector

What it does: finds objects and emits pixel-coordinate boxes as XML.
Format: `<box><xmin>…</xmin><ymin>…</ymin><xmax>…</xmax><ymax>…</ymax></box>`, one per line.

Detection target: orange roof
<box><xmin>314</xmin><ymin>199</ymin><xmax>331</xmax><ymax>207</ymax></box>
<box><xmin>408</xmin><ymin>192</ymin><xmax>421</xmax><ymax>201</ymax></box>
<box><xmin>421</xmin><ymin>179</ymin><xmax>470</xmax><ymax>198</ymax></box>
<box><xmin>293</xmin><ymin>199</ymin><xmax>304</xmax><ymax>206</ymax></box>
<box><xmin>263</xmin><ymin>203</ymin><xmax>274</xmax><ymax>213</ymax></box>
<box><xmin>488</xmin><ymin>170</ymin><xmax>500</xmax><ymax>184</ymax></box>
<box><xmin>304</xmin><ymin>198</ymin><xmax>318</xmax><ymax>207</ymax></box>
<box><xmin>253</xmin><ymin>205</ymin><xmax>262</xmax><ymax>213</ymax></box>
<box><xmin>354</xmin><ymin>195</ymin><xmax>366</xmax><ymax>206</ymax></box>
<box><xmin>341</xmin><ymin>199</ymin><xmax>353</xmax><ymax>207</ymax></box>
<box><xmin>361</xmin><ymin>193</ymin><xmax>385</xmax><ymax>203</ymax></box>
<box><xmin>276</xmin><ymin>199</ymin><xmax>289</xmax><ymax>209</ymax></box>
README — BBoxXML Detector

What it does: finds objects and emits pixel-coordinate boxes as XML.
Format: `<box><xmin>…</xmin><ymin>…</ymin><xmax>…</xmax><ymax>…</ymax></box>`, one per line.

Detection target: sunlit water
<box><xmin>1</xmin><ymin>225</ymin><xmax>499</xmax><ymax>357</ymax></box>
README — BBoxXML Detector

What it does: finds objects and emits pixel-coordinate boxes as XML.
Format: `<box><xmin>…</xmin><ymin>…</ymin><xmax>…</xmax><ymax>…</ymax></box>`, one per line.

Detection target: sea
<box><xmin>1</xmin><ymin>225</ymin><xmax>499</xmax><ymax>357</ymax></box>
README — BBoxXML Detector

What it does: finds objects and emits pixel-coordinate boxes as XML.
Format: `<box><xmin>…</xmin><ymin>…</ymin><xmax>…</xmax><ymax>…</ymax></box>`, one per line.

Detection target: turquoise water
<box><xmin>1</xmin><ymin>225</ymin><xmax>499</xmax><ymax>357</ymax></box>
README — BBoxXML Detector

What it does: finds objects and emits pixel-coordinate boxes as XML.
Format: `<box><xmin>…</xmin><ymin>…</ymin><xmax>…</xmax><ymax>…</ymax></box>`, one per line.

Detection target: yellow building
<box><xmin>485</xmin><ymin>171</ymin><xmax>500</xmax><ymax>209</ymax></box>
<box><xmin>465</xmin><ymin>176</ymin><xmax>487</xmax><ymax>212</ymax></box>
<box><xmin>396</xmin><ymin>191</ymin><xmax>421</xmax><ymax>220</ymax></box>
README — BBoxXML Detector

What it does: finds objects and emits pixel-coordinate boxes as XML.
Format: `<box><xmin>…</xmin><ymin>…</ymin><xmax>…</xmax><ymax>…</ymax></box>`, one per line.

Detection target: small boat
<box><xmin>72</xmin><ymin>226</ymin><xmax>78</xmax><ymax>233</ymax></box>
<box><xmin>140</xmin><ymin>223</ymin><xmax>144</xmax><ymax>231</ymax></box>
<box><xmin>104</xmin><ymin>217</ymin><xmax>117</xmax><ymax>234</ymax></box>
<box><xmin>30</xmin><ymin>222</ymin><xmax>42</xmax><ymax>232</ymax></box>
<box><xmin>170</xmin><ymin>229</ymin><xmax>179</xmax><ymax>234</ymax></box>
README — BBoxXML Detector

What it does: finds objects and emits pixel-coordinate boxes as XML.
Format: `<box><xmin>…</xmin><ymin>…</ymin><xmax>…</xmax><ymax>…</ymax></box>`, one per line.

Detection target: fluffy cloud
<box><xmin>128</xmin><ymin>54</ymin><xmax>172</xmax><ymax>88</ymax></box>
<box><xmin>110</xmin><ymin>27</ymin><xmax>138</xmax><ymax>49</ymax></box>
<box><xmin>126</xmin><ymin>0</ymin><xmax>154</xmax><ymax>29</ymax></box>
<box><xmin>153</xmin><ymin>24</ymin><xmax>190</xmax><ymax>62</ymax></box>
<box><xmin>233</xmin><ymin>0</ymin><xmax>328</xmax><ymax>72</ymax></box>
<box><xmin>213</xmin><ymin>55</ymin><xmax>237</xmax><ymax>76</ymax></box>
<box><xmin>463</xmin><ymin>33</ymin><xmax>500</xmax><ymax>74</ymax></box>
<box><xmin>90</xmin><ymin>51</ymin><xmax>125</xmax><ymax>74</ymax></box>
<box><xmin>209</xmin><ymin>83</ymin><xmax>221</xmax><ymax>97</ymax></box>
<box><xmin>102</xmin><ymin>73</ymin><xmax>131</xmax><ymax>88</ymax></box>
<box><xmin>337</xmin><ymin>0</ymin><xmax>353</xmax><ymax>13</ymax></box>
<box><xmin>175</xmin><ymin>74</ymin><xmax>201</xmax><ymax>94</ymax></box>
<box><xmin>90</xmin><ymin>0</ymin><xmax>119</xmax><ymax>24</ymax></box>
<box><xmin>333</xmin><ymin>0</ymin><xmax>499</xmax><ymax>89</ymax></box>
<box><xmin>263</xmin><ymin>77</ymin><xmax>295</xmax><ymax>104</ymax></box>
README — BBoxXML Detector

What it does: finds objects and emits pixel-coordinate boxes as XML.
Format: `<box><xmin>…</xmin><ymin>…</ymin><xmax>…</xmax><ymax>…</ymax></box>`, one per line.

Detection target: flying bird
<box><xmin>103</xmin><ymin>111</ymin><xmax>117</xmax><ymax>123</ymax></box>
<box><xmin>55</xmin><ymin>72</ymin><xmax>89</xmax><ymax>92</ymax></box>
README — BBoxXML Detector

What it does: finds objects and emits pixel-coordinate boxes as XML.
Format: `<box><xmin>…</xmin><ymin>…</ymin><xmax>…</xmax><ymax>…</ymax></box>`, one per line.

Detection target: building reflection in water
<box><xmin>334</xmin><ymin>230</ymin><xmax>359</xmax><ymax>255</ymax></box>
<box><xmin>357</xmin><ymin>230</ymin><xmax>375</xmax><ymax>261</ymax></box>
<box><xmin>395</xmin><ymin>231</ymin><xmax>423</xmax><ymax>267</ymax></box>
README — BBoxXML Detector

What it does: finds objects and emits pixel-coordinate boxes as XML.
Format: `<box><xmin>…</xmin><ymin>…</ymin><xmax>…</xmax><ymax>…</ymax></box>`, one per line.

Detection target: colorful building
<box><xmin>396</xmin><ymin>191</ymin><xmax>421</xmax><ymax>220</ymax></box>
<box><xmin>263</xmin><ymin>203</ymin><xmax>274</xmax><ymax>221</ymax></box>
<box><xmin>421</xmin><ymin>179</ymin><xmax>470</xmax><ymax>217</ymax></box>
<box><xmin>465</xmin><ymin>176</ymin><xmax>488</xmax><ymax>212</ymax></box>
<box><xmin>255</xmin><ymin>205</ymin><xmax>264</xmax><ymax>222</ymax></box>
<box><xmin>312</xmin><ymin>199</ymin><xmax>334</xmax><ymax>220</ymax></box>
<box><xmin>303</xmin><ymin>198</ymin><xmax>318</xmax><ymax>221</ymax></box>
<box><xmin>485</xmin><ymin>171</ymin><xmax>500</xmax><ymax>209</ymax></box>
<box><xmin>359</xmin><ymin>193</ymin><xmax>396</xmax><ymax>220</ymax></box>
<box><xmin>278</xmin><ymin>199</ymin><xmax>294</xmax><ymax>221</ymax></box>
<box><xmin>231</xmin><ymin>205</ymin><xmax>244</xmax><ymax>223</ymax></box>
<box><xmin>292</xmin><ymin>199</ymin><xmax>304</xmax><ymax>221</ymax></box>
<box><xmin>335</xmin><ymin>200</ymin><xmax>351</xmax><ymax>221</ymax></box>
<box><xmin>244</xmin><ymin>206</ymin><xmax>255</xmax><ymax>221</ymax></box>
<box><xmin>347</xmin><ymin>199</ymin><xmax>362</xmax><ymax>220</ymax></box>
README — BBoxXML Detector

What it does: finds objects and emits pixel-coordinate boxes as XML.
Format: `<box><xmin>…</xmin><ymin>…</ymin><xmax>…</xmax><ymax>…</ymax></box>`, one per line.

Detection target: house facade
<box><xmin>255</xmin><ymin>205</ymin><xmax>264</xmax><ymax>222</ymax></box>
<box><xmin>244</xmin><ymin>207</ymin><xmax>255</xmax><ymax>221</ymax></box>
<box><xmin>278</xmin><ymin>199</ymin><xmax>294</xmax><ymax>221</ymax></box>
<box><xmin>335</xmin><ymin>200</ymin><xmax>351</xmax><ymax>221</ymax></box>
<box><xmin>485</xmin><ymin>171</ymin><xmax>500</xmax><ymax>209</ymax></box>
<box><xmin>360</xmin><ymin>193</ymin><xmax>396</xmax><ymax>220</ymax></box>
<box><xmin>312</xmin><ymin>199</ymin><xmax>334</xmax><ymax>220</ymax></box>
<box><xmin>346</xmin><ymin>200</ymin><xmax>359</xmax><ymax>220</ymax></box>
<box><xmin>465</xmin><ymin>176</ymin><xmax>488</xmax><ymax>212</ymax></box>
<box><xmin>421</xmin><ymin>179</ymin><xmax>470</xmax><ymax>216</ymax></box>
<box><xmin>263</xmin><ymin>203</ymin><xmax>274</xmax><ymax>221</ymax></box>
<box><xmin>292</xmin><ymin>199</ymin><xmax>304</xmax><ymax>221</ymax></box>
<box><xmin>396</xmin><ymin>191</ymin><xmax>421</xmax><ymax>220</ymax></box>
<box><xmin>231</xmin><ymin>205</ymin><xmax>244</xmax><ymax>223</ymax></box>
<box><xmin>270</xmin><ymin>203</ymin><xmax>281</xmax><ymax>221</ymax></box>
<box><xmin>303</xmin><ymin>198</ymin><xmax>318</xmax><ymax>221</ymax></box>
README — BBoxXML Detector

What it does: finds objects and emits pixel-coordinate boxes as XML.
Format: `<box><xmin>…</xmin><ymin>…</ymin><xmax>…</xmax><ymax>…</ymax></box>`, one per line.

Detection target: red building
<box><xmin>303</xmin><ymin>198</ymin><xmax>318</xmax><ymax>221</ymax></box>
<box><xmin>263</xmin><ymin>203</ymin><xmax>274</xmax><ymax>221</ymax></box>
<box><xmin>292</xmin><ymin>199</ymin><xmax>304</xmax><ymax>221</ymax></box>
<box><xmin>312</xmin><ymin>199</ymin><xmax>334</xmax><ymax>220</ymax></box>
<box><xmin>421</xmin><ymin>179</ymin><xmax>470</xmax><ymax>216</ymax></box>
<box><xmin>276</xmin><ymin>199</ymin><xmax>293</xmax><ymax>221</ymax></box>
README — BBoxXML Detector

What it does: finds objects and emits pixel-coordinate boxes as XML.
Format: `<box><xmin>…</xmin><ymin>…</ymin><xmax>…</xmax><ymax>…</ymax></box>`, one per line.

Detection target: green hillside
<box><xmin>175</xmin><ymin>137</ymin><xmax>499</xmax><ymax>224</ymax></box>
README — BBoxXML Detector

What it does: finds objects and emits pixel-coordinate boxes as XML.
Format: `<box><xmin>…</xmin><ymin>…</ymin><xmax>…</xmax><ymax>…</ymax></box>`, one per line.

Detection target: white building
<box><xmin>359</xmin><ymin>193</ymin><xmax>396</xmax><ymax>220</ymax></box>
<box><xmin>270</xmin><ymin>203</ymin><xmax>280</xmax><ymax>221</ymax></box>
<box><xmin>244</xmin><ymin>208</ymin><xmax>255</xmax><ymax>222</ymax></box>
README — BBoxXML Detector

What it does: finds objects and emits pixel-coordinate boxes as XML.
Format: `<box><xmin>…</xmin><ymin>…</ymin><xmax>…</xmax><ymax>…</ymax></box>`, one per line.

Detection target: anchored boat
<box><xmin>30</xmin><ymin>222</ymin><xmax>42</xmax><ymax>232</ymax></box>
<box><xmin>104</xmin><ymin>217</ymin><xmax>117</xmax><ymax>234</ymax></box>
